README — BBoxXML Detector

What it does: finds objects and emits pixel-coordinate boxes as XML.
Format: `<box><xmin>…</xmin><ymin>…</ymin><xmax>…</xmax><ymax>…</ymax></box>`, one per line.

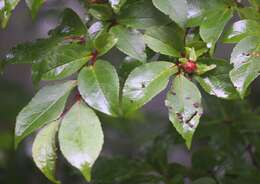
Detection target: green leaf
<box><xmin>165</xmin><ymin>75</ymin><xmax>203</xmax><ymax>148</ymax></box>
<box><xmin>122</xmin><ymin>61</ymin><xmax>177</xmax><ymax>114</ymax></box>
<box><xmin>0</xmin><ymin>0</ymin><xmax>20</xmax><ymax>28</ymax></box>
<box><xmin>15</xmin><ymin>80</ymin><xmax>76</xmax><ymax>147</ymax></box>
<box><xmin>110</xmin><ymin>25</ymin><xmax>147</xmax><ymax>62</ymax></box>
<box><xmin>223</xmin><ymin>19</ymin><xmax>260</xmax><ymax>43</ymax></box>
<box><xmin>50</xmin><ymin>8</ymin><xmax>86</xmax><ymax>37</ymax></box>
<box><xmin>152</xmin><ymin>0</ymin><xmax>188</xmax><ymax>28</ymax></box>
<box><xmin>42</xmin><ymin>55</ymin><xmax>91</xmax><ymax>81</ymax></box>
<box><xmin>195</xmin><ymin>58</ymin><xmax>239</xmax><ymax>99</ymax></box>
<box><xmin>144</xmin><ymin>24</ymin><xmax>184</xmax><ymax>57</ymax></box>
<box><xmin>94</xmin><ymin>26</ymin><xmax>118</xmax><ymax>56</ymax></box>
<box><xmin>78</xmin><ymin>60</ymin><xmax>120</xmax><ymax>116</ymax></box>
<box><xmin>230</xmin><ymin>36</ymin><xmax>260</xmax><ymax>98</ymax></box>
<box><xmin>32</xmin><ymin>120</ymin><xmax>60</xmax><ymax>184</ymax></box>
<box><xmin>118</xmin><ymin>0</ymin><xmax>170</xmax><ymax>29</ymax></box>
<box><xmin>200</xmin><ymin>8</ymin><xmax>233</xmax><ymax>49</ymax></box>
<box><xmin>25</xmin><ymin>0</ymin><xmax>45</xmax><ymax>19</ymax></box>
<box><xmin>192</xmin><ymin>177</ymin><xmax>216</xmax><ymax>184</ymax></box>
<box><xmin>59</xmin><ymin>101</ymin><xmax>104</xmax><ymax>182</ymax></box>
<box><xmin>109</xmin><ymin>0</ymin><xmax>127</xmax><ymax>13</ymax></box>
<box><xmin>2</xmin><ymin>9</ymin><xmax>90</xmax><ymax>82</ymax></box>
<box><xmin>89</xmin><ymin>4</ymin><xmax>113</xmax><ymax>21</ymax></box>
<box><xmin>186</xmin><ymin>0</ymin><xmax>228</xmax><ymax>27</ymax></box>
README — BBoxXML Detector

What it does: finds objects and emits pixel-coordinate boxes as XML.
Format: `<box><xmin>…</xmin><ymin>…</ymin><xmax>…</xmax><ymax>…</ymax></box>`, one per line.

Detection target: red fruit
<box><xmin>182</xmin><ymin>60</ymin><xmax>197</xmax><ymax>74</ymax></box>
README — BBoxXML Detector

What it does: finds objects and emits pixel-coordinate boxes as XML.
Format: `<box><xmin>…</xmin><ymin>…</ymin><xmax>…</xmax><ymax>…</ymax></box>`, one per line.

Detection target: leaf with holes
<box><xmin>223</xmin><ymin>19</ymin><xmax>260</xmax><ymax>43</ymax></box>
<box><xmin>59</xmin><ymin>101</ymin><xmax>104</xmax><ymax>182</ymax></box>
<box><xmin>32</xmin><ymin>120</ymin><xmax>60</xmax><ymax>184</ymax></box>
<box><xmin>230</xmin><ymin>36</ymin><xmax>260</xmax><ymax>98</ymax></box>
<box><xmin>15</xmin><ymin>80</ymin><xmax>76</xmax><ymax>147</ymax></box>
<box><xmin>165</xmin><ymin>75</ymin><xmax>203</xmax><ymax>148</ymax></box>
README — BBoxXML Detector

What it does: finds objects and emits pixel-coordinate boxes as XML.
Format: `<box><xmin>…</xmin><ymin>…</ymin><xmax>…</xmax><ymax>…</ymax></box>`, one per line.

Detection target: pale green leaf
<box><xmin>230</xmin><ymin>36</ymin><xmax>260</xmax><ymax>98</ymax></box>
<box><xmin>59</xmin><ymin>101</ymin><xmax>104</xmax><ymax>182</ymax></box>
<box><xmin>165</xmin><ymin>75</ymin><xmax>203</xmax><ymax>148</ymax></box>
<box><xmin>32</xmin><ymin>120</ymin><xmax>60</xmax><ymax>184</ymax></box>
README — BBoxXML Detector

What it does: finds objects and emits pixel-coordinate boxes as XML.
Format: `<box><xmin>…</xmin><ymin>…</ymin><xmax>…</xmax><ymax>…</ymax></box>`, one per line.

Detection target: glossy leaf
<box><xmin>25</xmin><ymin>0</ymin><xmax>45</xmax><ymax>19</ymax></box>
<box><xmin>144</xmin><ymin>24</ymin><xmax>184</xmax><ymax>57</ymax></box>
<box><xmin>165</xmin><ymin>75</ymin><xmax>203</xmax><ymax>148</ymax></box>
<box><xmin>223</xmin><ymin>19</ymin><xmax>260</xmax><ymax>43</ymax></box>
<box><xmin>195</xmin><ymin>58</ymin><xmax>239</xmax><ymax>99</ymax></box>
<box><xmin>42</xmin><ymin>56</ymin><xmax>91</xmax><ymax>81</ymax></box>
<box><xmin>119</xmin><ymin>56</ymin><xmax>143</xmax><ymax>83</ymax></box>
<box><xmin>0</xmin><ymin>0</ymin><xmax>20</xmax><ymax>28</ymax></box>
<box><xmin>152</xmin><ymin>0</ymin><xmax>188</xmax><ymax>28</ymax></box>
<box><xmin>230</xmin><ymin>36</ymin><xmax>260</xmax><ymax>98</ymax></box>
<box><xmin>186</xmin><ymin>0</ymin><xmax>229</xmax><ymax>27</ymax></box>
<box><xmin>118</xmin><ymin>0</ymin><xmax>170</xmax><ymax>29</ymax></box>
<box><xmin>200</xmin><ymin>8</ymin><xmax>233</xmax><ymax>49</ymax></box>
<box><xmin>123</xmin><ymin>61</ymin><xmax>177</xmax><ymax>114</ymax></box>
<box><xmin>78</xmin><ymin>60</ymin><xmax>120</xmax><ymax>116</ymax></box>
<box><xmin>110</xmin><ymin>25</ymin><xmax>147</xmax><ymax>62</ymax></box>
<box><xmin>59</xmin><ymin>101</ymin><xmax>104</xmax><ymax>182</ymax></box>
<box><xmin>2</xmin><ymin>9</ymin><xmax>90</xmax><ymax>82</ymax></box>
<box><xmin>15</xmin><ymin>80</ymin><xmax>76</xmax><ymax>147</ymax></box>
<box><xmin>32</xmin><ymin>120</ymin><xmax>60</xmax><ymax>184</ymax></box>
<box><xmin>50</xmin><ymin>8</ymin><xmax>86</xmax><ymax>37</ymax></box>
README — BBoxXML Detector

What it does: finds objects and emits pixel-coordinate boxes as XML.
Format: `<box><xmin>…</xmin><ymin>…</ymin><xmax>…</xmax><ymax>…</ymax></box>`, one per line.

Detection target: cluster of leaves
<box><xmin>0</xmin><ymin>0</ymin><xmax>260</xmax><ymax>183</ymax></box>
